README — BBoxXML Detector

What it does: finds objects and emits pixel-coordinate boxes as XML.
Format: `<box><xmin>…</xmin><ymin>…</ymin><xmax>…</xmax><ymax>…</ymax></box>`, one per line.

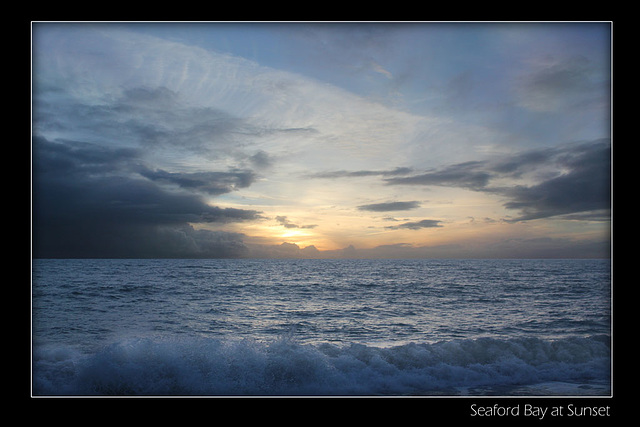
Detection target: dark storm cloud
<box><xmin>138</xmin><ymin>167</ymin><xmax>257</xmax><ymax>197</ymax></box>
<box><xmin>357</xmin><ymin>201</ymin><xmax>421</xmax><ymax>212</ymax></box>
<box><xmin>384</xmin><ymin>139</ymin><xmax>611</xmax><ymax>222</ymax></box>
<box><xmin>385</xmin><ymin>219</ymin><xmax>443</xmax><ymax>230</ymax></box>
<box><xmin>32</xmin><ymin>137</ymin><xmax>261</xmax><ymax>258</ymax></box>
<box><xmin>32</xmin><ymin>78</ymin><xmax>276</xmax><ymax>258</ymax></box>
<box><xmin>33</xmin><ymin>137</ymin><xmax>259</xmax><ymax>222</ymax></box>
<box><xmin>152</xmin><ymin>225</ymin><xmax>250</xmax><ymax>258</ymax></box>
<box><xmin>33</xmin><ymin>137</ymin><xmax>140</xmax><ymax>177</ymax></box>
<box><xmin>499</xmin><ymin>140</ymin><xmax>611</xmax><ymax>222</ymax></box>
<box><xmin>383</xmin><ymin>147</ymin><xmax>561</xmax><ymax>191</ymax></box>
<box><xmin>305</xmin><ymin>139</ymin><xmax>610</xmax><ymax>224</ymax></box>
<box><xmin>489</xmin><ymin>149</ymin><xmax>555</xmax><ymax>176</ymax></box>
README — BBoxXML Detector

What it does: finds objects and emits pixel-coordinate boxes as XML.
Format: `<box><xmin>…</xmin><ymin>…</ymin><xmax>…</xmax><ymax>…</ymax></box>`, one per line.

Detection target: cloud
<box><xmin>371</xmin><ymin>61</ymin><xmax>393</xmax><ymax>79</ymax></box>
<box><xmin>500</xmin><ymin>140</ymin><xmax>611</xmax><ymax>221</ymax></box>
<box><xmin>246</xmin><ymin>242</ymin><xmax>322</xmax><ymax>259</ymax></box>
<box><xmin>282</xmin><ymin>24</ymin><xmax>397</xmax><ymax>75</ymax></box>
<box><xmin>275</xmin><ymin>216</ymin><xmax>317</xmax><ymax>229</ymax></box>
<box><xmin>245</xmin><ymin>234</ymin><xmax>609</xmax><ymax>259</ymax></box>
<box><xmin>307</xmin><ymin>167</ymin><xmax>413</xmax><ymax>179</ymax></box>
<box><xmin>362</xmin><ymin>236</ymin><xmax>609</xmax><ymax>259</ymax></box>
<box><xmin>385</xmin><ymin>219</ymin><xmax>443</xmax><ymax>230</ymax></box>
<box><xmin>32</xmin><ymin>137</ymin><xmax>261</xmax><ymax>258</ymax></box>
<box><xmin>515</xmin><ymin>55</ymin><xmax>608</xmax><ymax>113</ymax></box>
<box><xmin>34</xmin><ymin>83</ymin><xmax>249</xmax><ymax>159</ymax></box>
<box><xmin>384</xmin><ymin>138</ymin><xmax>611</xmax><ymax>222</ymax></box>
<box><xmin>151</xmin><ymin>225</ymin><xmax>250</xmax><ymax>258</ymax></box>
<box><xmin>304</xmin><ymin>138</ymin><xmax>610</xmax><ymax>225</ymax></box>
<box><xmin>357</xmin><ymin>201</ymin><xmax>421</xmax><ymax>212</ymax></box>
<box><xmin>138</xmin><ymin>167</ymin><xmax>257</xmax><ymax>197</ymax></box>
<box><xmin>249</xmin><ymin>150</ymin><xmax>273</xmax><ymax>169</ymax></box>
<box><xmin>32</xmin><ymin>25</ymin><xmax>610</xmax><ymax>259</ymax></box>
<box><xmin>33</xmin><ymin>25</ymin><xmax>428</xmax><ymax>181</ymax></box>
<box><xmin>384</xmin><ymin>161</ymin><xmax>491</xmax><ymax>191</ymax></box>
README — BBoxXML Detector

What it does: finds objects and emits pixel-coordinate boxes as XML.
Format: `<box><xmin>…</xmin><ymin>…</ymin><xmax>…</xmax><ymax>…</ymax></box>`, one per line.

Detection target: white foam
<box><xmin>32</xmin><ymin>335</ymin><xmax>611</xmax><ymax>396</ymax></box>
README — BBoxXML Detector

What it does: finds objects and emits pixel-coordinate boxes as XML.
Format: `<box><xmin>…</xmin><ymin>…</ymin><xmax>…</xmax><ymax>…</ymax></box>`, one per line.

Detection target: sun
<box><xmin>280</xmin><ymin>229</ymin><xmax>311</xmax><ymax>239</ymax></box>
<box><xmin>277</xmin><ymin>228</ymin><xmax>319</xmax><ymax>247</ymax></box>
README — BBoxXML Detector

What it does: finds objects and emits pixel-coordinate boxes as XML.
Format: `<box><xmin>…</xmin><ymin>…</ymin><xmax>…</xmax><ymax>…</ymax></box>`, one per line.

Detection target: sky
<box><xmin>31</xmin><ymin>22</ymin><xmax>612</xmax><ymax>259</ymax></box>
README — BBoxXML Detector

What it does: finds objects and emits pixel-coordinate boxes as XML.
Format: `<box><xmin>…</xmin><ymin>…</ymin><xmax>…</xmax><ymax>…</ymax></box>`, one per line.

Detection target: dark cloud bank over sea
<box><xmin>32</xmin><ymin>136</ymin><xmax>610</xmax><ymax>259</ymax></box>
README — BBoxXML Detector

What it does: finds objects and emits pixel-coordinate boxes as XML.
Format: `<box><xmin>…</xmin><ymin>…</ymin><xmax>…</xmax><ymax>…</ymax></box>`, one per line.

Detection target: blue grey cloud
<box><xmin>308</xmin><ymin>167</ymin><xmax>413</xmax><ymax>179</ymax></box>
<box><xmin>384</xmin><ymin>161</ymin><xmax>491</xmax><ymax>191</ymax></box>
<box><xmin>386</xmin><ymin>219</ymin><xmax>443</xmax><ymax>230</ymax></box>
<box><xmin>384</xmin><ymin>139</ymin><xmax>611</xmax><ymax>222</ymax></box>
<box><xmin>32</xmin><ymin>137</ymin><xmax>261</xmax><ymax>258</ymax></box>
<box><xmin>275</xmin><ymin>216</ymin><xmax>318</xmax><ymax>230</ymax></box>
<box><xmin>138</xmin><ymin>167</ymin><xmax>257</xmax><ymax>197</ymax></box>
<box><xmin>357</xmin><ymin>201</ymin><xmax>421</xmax><ymax>212</ymax></box>
<box><xmin>499</xmin><ymin>140</ymin><xmax>611</xmax><ymax>221</ymax></box>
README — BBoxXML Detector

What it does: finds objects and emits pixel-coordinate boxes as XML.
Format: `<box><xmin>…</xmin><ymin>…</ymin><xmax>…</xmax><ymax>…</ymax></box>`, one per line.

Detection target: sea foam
<box><xmin>32</xmin><ymin>334</ymin><xmax>610</xmax><ymax>396</ymax></box>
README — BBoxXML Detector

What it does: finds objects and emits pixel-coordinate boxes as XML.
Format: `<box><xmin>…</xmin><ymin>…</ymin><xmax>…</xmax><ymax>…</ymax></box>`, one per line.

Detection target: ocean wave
<box><xmin>32</xmin><ymin>335</ymin><xmax>610</xmax><ymax>396</ymax></box>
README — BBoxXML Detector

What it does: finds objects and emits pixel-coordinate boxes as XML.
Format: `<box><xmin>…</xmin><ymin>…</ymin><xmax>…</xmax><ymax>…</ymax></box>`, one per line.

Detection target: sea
<box><xmin>31</xmin><ymin>258</ymin><xmax>612</xmax><ymax>397</ymax></box>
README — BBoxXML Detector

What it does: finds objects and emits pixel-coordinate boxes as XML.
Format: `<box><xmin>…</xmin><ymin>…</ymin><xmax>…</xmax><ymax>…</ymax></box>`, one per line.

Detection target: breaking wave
<box><xmin>32</xmin><ymin>335</ymin><xmax>610</xmax><ymax>396</ymax></box>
